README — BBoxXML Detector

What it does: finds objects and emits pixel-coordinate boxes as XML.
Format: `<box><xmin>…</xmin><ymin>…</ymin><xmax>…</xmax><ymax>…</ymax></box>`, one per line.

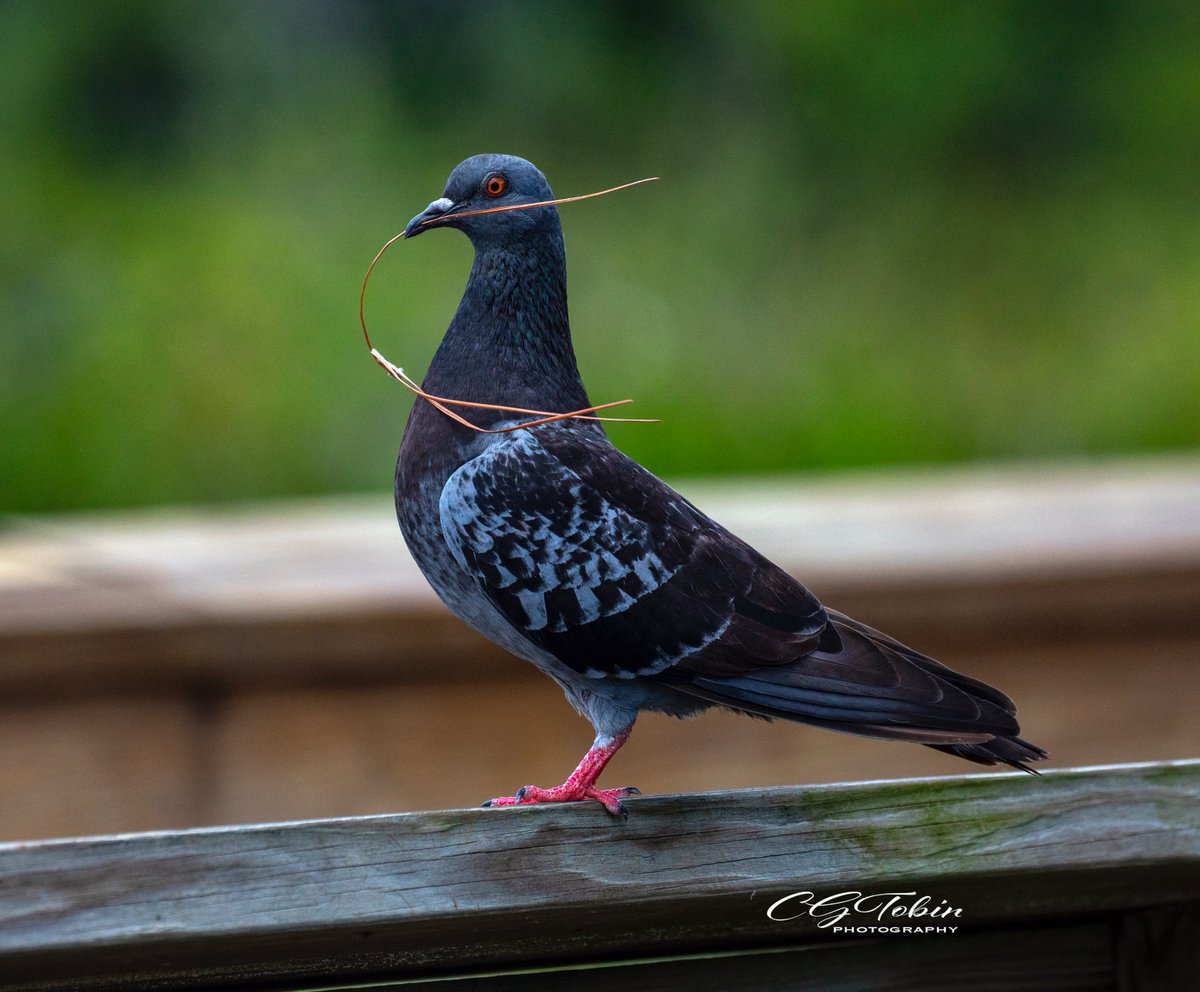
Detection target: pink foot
<box><xmin>480</xmin><ymin>727</ymin><xmax>638</xmax><ymax>817</ymax></box>
<box><xmin>483</xmin><ymin>783</ymin><xmax>640</xmax><ymax>817</ymax></box>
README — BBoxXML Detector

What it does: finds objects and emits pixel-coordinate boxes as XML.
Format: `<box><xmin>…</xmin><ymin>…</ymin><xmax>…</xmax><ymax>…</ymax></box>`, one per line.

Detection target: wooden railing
<box><xmin>2</xmin><ymin>458</ymin><xmax>1198</xmax><ymax>987</ymax></box>
<box><xmin>1</xmin><ymin>455</ymin><xmax>1199</xmax><ymax>842</ymax></box>
<box><xmin>1</xmin><ymin>760</ymin><xmax>1197</xmax><ymax>991</ymax></box>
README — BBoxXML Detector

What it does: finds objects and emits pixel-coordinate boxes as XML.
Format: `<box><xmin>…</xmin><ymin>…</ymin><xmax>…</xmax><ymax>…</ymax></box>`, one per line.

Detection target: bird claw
<box><xmin>608</xmin><ymin>787</ymin><xmax>640</xmax><ymax>818</ymax></box>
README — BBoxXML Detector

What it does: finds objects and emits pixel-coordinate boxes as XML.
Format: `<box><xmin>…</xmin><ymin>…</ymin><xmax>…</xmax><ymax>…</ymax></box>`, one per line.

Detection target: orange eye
<box><xmin>485</xmin><ymin>174</ymin><xmax>508</xmax><ymax>197</ymax></box>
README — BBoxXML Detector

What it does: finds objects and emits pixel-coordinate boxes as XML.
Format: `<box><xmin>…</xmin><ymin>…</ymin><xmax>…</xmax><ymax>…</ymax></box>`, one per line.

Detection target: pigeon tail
<box><xmin>925</xmin><ymin>736</ymin><xmax>1048</xmax><ymax>774</ymax></box>
<box><xmin>664</xmin><ymin>611</ymin><xmax>1048</xmax><ymax>774</ymax></box>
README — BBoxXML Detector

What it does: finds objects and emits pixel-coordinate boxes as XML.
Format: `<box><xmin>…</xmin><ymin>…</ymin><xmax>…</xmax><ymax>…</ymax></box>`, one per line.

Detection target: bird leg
<box><xmin>482</xmin><ymin>726</ymin><xmax>639</xmax><ymax>817</ymax></box>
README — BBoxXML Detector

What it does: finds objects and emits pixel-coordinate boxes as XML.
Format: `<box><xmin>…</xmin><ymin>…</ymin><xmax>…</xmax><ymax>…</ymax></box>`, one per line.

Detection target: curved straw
<box><xmin>417</xmin><ymin>176</ymin><xmax>659</xmax><ymax>226</ymax></box>
<box><xmin>368</xmin><ymin>348</ymin><xmax>643</xmax><ymax>434</ymax></box>
<box><xmin>361</xmin><ymin>178</ymin><xmax>660</xmax><ymax>434</ymax></box>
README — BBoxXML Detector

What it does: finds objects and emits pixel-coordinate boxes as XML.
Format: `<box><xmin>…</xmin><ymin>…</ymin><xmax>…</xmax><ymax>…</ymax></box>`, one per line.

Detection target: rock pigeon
<box><xmin>394</xmin><ymin>153</ymin><xmax>1046</xmax><ymax>816</ymax></box>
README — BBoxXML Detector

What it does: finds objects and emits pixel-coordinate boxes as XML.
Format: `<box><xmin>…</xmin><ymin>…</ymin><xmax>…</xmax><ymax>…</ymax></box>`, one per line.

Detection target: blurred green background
<box><xmin>2</xmin><ymin>1</ymin><xmax>1198</xmax><ymax>513</ymax></box>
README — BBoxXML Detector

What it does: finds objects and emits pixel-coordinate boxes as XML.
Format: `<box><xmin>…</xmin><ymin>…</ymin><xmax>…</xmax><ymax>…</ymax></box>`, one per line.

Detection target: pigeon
<box><xmin>394</xmin><ymin>153</ymin><xmax>1046</xmax><ymax>817</ymax></box>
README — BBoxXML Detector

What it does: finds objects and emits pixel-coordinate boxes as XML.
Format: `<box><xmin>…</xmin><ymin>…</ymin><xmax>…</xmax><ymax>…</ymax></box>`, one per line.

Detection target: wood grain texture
<box><xmin>0</xmin><ymin>760</ymin><xmax>1196</xmax><ymax>991</ymax></box>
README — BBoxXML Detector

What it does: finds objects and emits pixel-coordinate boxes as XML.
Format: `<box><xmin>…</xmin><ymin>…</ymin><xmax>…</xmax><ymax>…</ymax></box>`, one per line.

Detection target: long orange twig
<box><xmin>417</xmin><ymin>177</ymin><xmax>659</xmax><ymax>226</ymax></box>
<box><xmin>360</xmin><ymin>178</ymin><xmax>660</xmax><ymax>434</ymax></box>
<box><xmin>368</xmin><ymin>348</ymin><xmax>647</xmax><ymax>434</ymax></box>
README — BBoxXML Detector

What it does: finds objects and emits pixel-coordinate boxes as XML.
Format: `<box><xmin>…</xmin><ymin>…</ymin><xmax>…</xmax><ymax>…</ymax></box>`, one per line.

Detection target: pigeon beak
<box><xmin>404</xmin><ymin>197</ymin><xmax>456</xmax><ymax>238</ymax></box>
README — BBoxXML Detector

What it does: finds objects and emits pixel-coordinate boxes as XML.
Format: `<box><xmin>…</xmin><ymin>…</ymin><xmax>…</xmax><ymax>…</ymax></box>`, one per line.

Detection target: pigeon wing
<box><xmin>438</xmin><ymin>425</ymin><xmax>830</xmax><ymax>680</ymax></box>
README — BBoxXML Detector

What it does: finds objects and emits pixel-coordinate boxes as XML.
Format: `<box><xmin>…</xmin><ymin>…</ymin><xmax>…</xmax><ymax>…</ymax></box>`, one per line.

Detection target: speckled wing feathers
<box><xmin>439</xmin><ymin>426</ymin><xmax>830</xmax><ymax>680</ymax></box>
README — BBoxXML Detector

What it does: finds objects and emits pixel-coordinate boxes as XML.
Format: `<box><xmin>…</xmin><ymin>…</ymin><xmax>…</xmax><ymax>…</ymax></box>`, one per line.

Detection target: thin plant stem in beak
<box><xmin>421</xmin><ymin>176</ymin><xmax>658</xmax><ymax>226</ymax></box>
<box><xmin>360</xmin><ymin>178</ymin><xmax>660</xmax><ymax>435</ymax></box>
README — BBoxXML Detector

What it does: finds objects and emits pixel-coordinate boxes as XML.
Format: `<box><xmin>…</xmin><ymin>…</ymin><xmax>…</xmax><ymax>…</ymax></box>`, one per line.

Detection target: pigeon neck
<box><xmin>464</xmin><ymin>234</ymin><xmax>570</xmax><ymax>351</ymax></box>
<box><xmin>424</xmin><ymin>232</ymin><xmax>590</xmax><ymax>414</ymax></box>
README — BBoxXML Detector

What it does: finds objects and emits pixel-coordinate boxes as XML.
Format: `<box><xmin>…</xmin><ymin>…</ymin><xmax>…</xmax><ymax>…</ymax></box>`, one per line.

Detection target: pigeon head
<box><xmin>404</xmin><ymin>154</ymin><xmax>560</xmax><ymax>247</ymax></box>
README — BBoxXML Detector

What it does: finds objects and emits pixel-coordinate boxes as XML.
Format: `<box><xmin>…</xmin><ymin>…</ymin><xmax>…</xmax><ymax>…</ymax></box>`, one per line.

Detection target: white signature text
<box><xmin>767</xmin><ymin>890</ymin><xmax>962</xmax><ymax>933</ymax></box>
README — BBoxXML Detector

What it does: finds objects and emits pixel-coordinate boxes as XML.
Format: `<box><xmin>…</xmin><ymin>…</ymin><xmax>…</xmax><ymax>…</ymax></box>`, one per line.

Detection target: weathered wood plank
<box><xmin>2</xmin><ymin>456</ymin><xmax>1199</xmax><ymax>695</ymax></box>
<box><xmin>0</xmin><ymin>761</ymin><xmax>1196</xmax><ymax>991</ymax></box>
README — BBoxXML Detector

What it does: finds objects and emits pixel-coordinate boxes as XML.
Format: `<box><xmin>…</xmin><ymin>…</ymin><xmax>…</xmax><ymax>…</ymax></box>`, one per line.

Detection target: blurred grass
<box><xmin>1</xmin><ymin>0</ymin><xmax>1198</xmax><ymax>512</ymax></box>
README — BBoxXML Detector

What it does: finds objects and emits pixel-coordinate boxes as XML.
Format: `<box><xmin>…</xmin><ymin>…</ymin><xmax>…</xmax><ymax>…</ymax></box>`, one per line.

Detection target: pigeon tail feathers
<box><xmin>663</xmin><ymin>611</ymin><xmax>1047</xmax><ymax>773</ymax></box>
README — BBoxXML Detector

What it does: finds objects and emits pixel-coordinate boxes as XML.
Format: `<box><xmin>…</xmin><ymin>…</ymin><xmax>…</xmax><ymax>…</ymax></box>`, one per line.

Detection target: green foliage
<box><xmin>2</xmin><ymin>1</ymin><xmax>1198</xmax><ymax>511</ymax></box>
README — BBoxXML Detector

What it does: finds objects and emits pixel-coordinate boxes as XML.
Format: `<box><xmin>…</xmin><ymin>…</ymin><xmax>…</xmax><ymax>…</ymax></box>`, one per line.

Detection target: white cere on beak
<box><xmin>430</xmin><ymin>197</ymin><xmax>454</xmax><ymax>212</ymax></box>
